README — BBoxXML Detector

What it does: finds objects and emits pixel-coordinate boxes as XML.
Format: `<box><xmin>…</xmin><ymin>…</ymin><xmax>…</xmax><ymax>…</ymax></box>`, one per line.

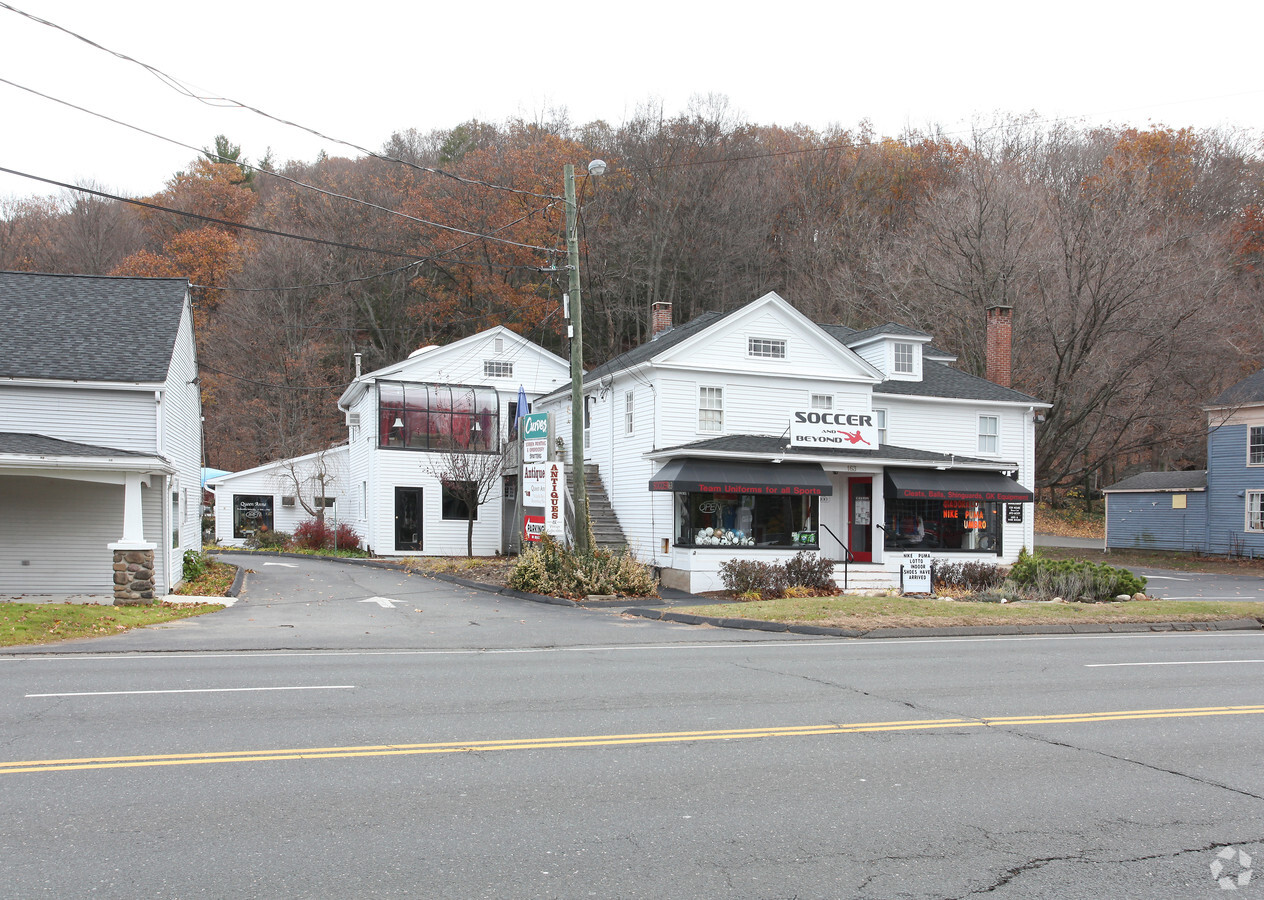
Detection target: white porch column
<box><xmin>114</xmin><ymin>471</ymin><xmax>156</xmax><ymax>549</ymax></box>
<box><xmin>109</xmin><ymin>472</ymin><xmax>157</xmax><ymax>605</ymax></box>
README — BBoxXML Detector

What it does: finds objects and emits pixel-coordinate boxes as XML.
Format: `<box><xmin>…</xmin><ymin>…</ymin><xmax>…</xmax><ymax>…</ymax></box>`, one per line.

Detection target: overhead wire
<box><xmin>0</xmin><ymin>76</ymin><xmax>559</xmax><ymax>253</ymax></box>
<box><xmin>0</xmin><ymin>1</ymin><xmax>564</xmax><ymax>203</ymax></box>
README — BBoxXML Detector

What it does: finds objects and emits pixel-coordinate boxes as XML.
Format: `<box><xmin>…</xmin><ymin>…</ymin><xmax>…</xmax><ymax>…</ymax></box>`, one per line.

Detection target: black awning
<box><xmin>649</xmin><ymin>458</ymin><xmax>833</xmax><ymax>496</ymax></box>
<box><xmin>885</xmin><ymin>467</ymin><xmax>1033</xmax><ymax>503</ymax></box>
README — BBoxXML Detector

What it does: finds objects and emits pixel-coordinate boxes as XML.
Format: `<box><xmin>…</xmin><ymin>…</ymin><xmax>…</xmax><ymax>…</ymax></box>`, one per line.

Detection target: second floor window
<box><xmin>625</xmin><ymin>391</ymin><xmax>635</xmax><ymax>434</ymax></box>
<box><xmin>1250</xmin><ymin>426</ymin><xmax>1264</xmax><ymax>465</ymax></box>
<box><xmin>875</xmin><ymin>408</ymin><xmax>888</xmax><ymax>444</ymax></box>
<box><xmin>378</xmin><ymin>382</ymin><xmax>499</xmax><ymax>453</ymax></box>
<box><xmin>484</xmin><ymin>360</ymin><xmax>513</xmax><ymax>378</ymax></box>
<box><xmin>893</xmin><ymin>342</ymin><xmax>915</xmax><ymax>374</ymax></box>
<box><xmin>699</xmin><ymin>387</ymin><xmax>723</xmax><ymax>432</ymax></box>
<box><xmin>978</xmin><ymin>415</ymin><xmax>999</xmax><ymax>454</ymax></box>
<box><xmin>811</xmin><ymin>394</ymin><xmax>832</xmax><ymax>409</ymax></box>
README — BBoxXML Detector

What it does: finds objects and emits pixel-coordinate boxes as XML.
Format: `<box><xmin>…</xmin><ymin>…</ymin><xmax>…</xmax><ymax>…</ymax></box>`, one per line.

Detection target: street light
<box><xmin>564</xmin><ymin>160</ymin><xmax>604</xmax><ymax>554</ymax></box>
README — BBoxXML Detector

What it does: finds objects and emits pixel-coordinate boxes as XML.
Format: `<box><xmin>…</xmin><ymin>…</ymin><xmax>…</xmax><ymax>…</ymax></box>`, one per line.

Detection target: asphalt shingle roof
<box><xmin>654</xmin><ymin>433</ymin><xmax>1015</xmax><ymax>468</ymax></box>
<box><xmin>0</xmin><ymin>271</ymin><xmax>188</xmax><ymax>382</ymax></box>
<box><xmin>873</xmin><ymin>360</ymin><xmax>1043</xmax><ymax>404</ymax></box>
<box><xmin>549</xmin><ymin>303</ymin><xmax>1039</xmax><ymax>405</ymax></box>
<box><xmin>1104</xmin><ymin>470</ymin><xmax>1207</xmax><ymax>492</ymax></box>
<box><xmin>0</xmin><ymin>432</ymin><xmax>152</xmax><ymax>458</ymax></box>
<box><xmin>1208</xmin><ymin>369</ymin><xmax>1264</xmax><ymax>407</ymax></box>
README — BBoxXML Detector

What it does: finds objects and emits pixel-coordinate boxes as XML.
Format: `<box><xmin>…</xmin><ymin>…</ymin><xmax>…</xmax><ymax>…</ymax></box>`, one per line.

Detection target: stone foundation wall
<box><xmin>113</xmin><ymin>548</ymin><xmax>156</xmax><ymax>605</ymax></box>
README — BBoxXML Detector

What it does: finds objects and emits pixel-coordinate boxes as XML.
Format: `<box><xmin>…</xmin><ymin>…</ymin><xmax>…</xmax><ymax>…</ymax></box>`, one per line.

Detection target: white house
<box><xmin>0</xmin><ymin>272</ymin><xmax>203</xmax><ymax>600</ymax></box>
<box><xmin>336</xmin><ymin>326</ymin><xmax>571</xmax><ymax>556</ymax></box>
<box><xmin>535</xmin><ymin>292</ymin><xmax>1048</xmax><ymax>593</ymax></box>
<box><xmin>207</xmin><ymin>445</ymin><xmax>351</xmax><ymax>546</ymax></box>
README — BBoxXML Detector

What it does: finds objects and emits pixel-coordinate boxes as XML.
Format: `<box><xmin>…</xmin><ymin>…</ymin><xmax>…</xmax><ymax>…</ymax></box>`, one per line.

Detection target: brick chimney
<box><xmin>651</xmin><ymin>301</ymin><xmax>673</xmax><ymax>339</ymax></box>
<box><xmin>985</xmin><ymin>305</ymin><xmax>1013</xmax><ymax>388</ymax></box>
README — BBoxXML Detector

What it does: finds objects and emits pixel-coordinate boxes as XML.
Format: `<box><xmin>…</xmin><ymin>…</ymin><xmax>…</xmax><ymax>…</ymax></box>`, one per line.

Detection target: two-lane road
<box><xmin>2</xmin><ymin>557</ymin><xmax>1261</xmax><ymax>898</ymax></box>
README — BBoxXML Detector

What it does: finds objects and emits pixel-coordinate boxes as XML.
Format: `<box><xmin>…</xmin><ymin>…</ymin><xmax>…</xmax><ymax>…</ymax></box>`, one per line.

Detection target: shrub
<box><xmin>292</xmin><ymin>519</ymin><xmax>363</xmax><ymax>552</ymax></box>
<box><xmin>246</xmin><ymin>527</ymin><xmax>290</xmax><ymax>549</ymax></box>
<box><xmin>782</xmin><ymin>551</ymin><xmax>837</xmax><ymax>591</ymax></box>
<box><xmin>1007</xmin><ymin>552</ymin><xmax>1146</xmax><ymax>602</ymax></box>
<box><xmin>933</xmin><ymin>560</ymin><xmax>1007</xmax><ymax>593</ymax></box>
<box><xmin>718</xmin><ymin>559</ymin><xmax>783</xmax><ymax>596</ymax></box>
<box><xmin>508</xmin><ymin>535</ymin><xmax>657</xmax><ymax>598</ymax></box>
<box><xmin>182</xmin><ymin>548</ymin><xmax>207</xmax><ymax>582</ymax></box>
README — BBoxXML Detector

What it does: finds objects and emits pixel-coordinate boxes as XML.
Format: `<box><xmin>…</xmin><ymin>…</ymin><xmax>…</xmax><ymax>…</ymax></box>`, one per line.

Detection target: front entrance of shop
<box><xmin>394</xmin><ymin>487</ymin><xmax>423</xmax><ymax>551</ymax></box>
<box><xmin>848</xmin><ymin>476</ymin><xmax>873</xmax><ymax>562</ymax></box>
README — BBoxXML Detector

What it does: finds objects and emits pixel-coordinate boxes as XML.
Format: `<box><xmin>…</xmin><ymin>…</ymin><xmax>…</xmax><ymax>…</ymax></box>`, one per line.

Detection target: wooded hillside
<box><xmin>3</xmin><ymin>104</ymin><xmax>1261</xmax><ymax>491</ymax></box>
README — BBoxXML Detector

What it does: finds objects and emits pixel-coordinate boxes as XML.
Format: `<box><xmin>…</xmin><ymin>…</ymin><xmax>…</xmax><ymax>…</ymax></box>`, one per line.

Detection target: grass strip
<box><xmin>673</xmin><ymin>595</ymin><xmax>1264</xmax><ymax>630</ymax></box>
<box><xmin>0</xmin><ymin>602</ymin><xmax>224</xmax><ymax>648</ymax></box>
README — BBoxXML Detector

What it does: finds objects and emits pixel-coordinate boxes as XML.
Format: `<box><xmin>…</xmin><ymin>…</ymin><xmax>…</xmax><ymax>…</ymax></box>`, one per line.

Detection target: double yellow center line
<box><xmin>4</xmin><ymin>705</ymin><xmax>1262</xmax><ymax>775</ymax></box>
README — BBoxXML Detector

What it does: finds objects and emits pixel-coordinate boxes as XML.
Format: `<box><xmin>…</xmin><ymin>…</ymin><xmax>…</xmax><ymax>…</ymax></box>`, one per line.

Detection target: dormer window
<box><xmin>893</xmin><ymin>342</ymin><xmax>915</xmax><ymax>374</ymax></box>
<box><xmin>748</xmin><ymin>337</ymin><xmax>786</xmax><ymax>359</ymax></box>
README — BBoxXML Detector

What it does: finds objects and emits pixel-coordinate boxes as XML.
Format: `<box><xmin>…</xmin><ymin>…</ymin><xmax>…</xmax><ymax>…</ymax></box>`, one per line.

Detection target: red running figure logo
<box><xmin>830</xmin><ymin>429</ymin><xmax>872</xmax><ymax>446</ymax></box>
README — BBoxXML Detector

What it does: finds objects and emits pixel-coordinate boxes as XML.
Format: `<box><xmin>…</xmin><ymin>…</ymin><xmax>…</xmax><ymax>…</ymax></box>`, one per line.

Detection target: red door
<box><xmin>848</xmin><ymin>477</ymin><xmax>873</xmax><ymax>562</ymax></box>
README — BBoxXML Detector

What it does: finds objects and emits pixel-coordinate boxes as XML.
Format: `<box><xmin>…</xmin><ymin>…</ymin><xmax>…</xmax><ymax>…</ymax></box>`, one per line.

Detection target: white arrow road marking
<box><xmin>1141</xmin><ymin>575</ymin><xmax>1190</xmax><ymax>581</ymax></box>
<box><xmin>263</xmin><ymin>562</ymin><xmax>299</xmax><ymax>568</ymax></box>
<box><xmin>360</xmin><ymin>597</ymin><xmax>399</xmax><ymax>608</ymax></box>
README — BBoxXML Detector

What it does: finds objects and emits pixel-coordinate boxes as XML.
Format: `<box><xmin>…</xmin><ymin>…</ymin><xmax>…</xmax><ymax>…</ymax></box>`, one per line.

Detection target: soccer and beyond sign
<box><xmin>788</xmin><ymin>410</ymin><xmax>879</xmax><ymax>449</ymax></box>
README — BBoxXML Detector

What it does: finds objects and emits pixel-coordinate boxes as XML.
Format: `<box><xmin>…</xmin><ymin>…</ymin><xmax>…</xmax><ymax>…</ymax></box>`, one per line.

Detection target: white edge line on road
<box><xmin>26</xmin><ymin>685</ymin><xmax>356</xmax><ymax>698</ymax></box>
<box><xmin>1085</xmin><ymin>660</ymin><xmax>1264</xmax><ymax>668</ymax></box>
<box><xmin>3</xmin><ymin>631</ymin><xmax>1261</xmax><ymax>664</ymax></box>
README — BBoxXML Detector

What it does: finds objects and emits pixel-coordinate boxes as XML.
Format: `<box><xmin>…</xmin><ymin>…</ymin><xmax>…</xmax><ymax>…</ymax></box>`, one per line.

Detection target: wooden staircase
<box><xmin>571</xmin><ymin>464</ymin><xmax>628</xmax><ymax>551</ymax></box>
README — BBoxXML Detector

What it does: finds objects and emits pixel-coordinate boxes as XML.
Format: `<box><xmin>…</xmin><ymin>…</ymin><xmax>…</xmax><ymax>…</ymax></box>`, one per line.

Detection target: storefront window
<box><xmin>675</xmin><ymin>492</ymin><xmax>819</xmax><ymax>549</ymax></box>
<box><xmin>233</xmin><ymin>494</ymin><xmax>274</xmax><ymax>540</ymax></box>
<box><xmin>884</xmin><ymin>498</ymin><xmax>1001</xmax><ymax>553</ymax></box>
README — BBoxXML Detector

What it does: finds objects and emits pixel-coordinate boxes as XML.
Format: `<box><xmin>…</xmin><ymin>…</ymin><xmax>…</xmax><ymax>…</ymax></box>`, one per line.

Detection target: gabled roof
<box><xmin>1207</xmin><ymin>369</ymin><xmax>1264</xmax><ymax>408</ymax></box>
<box><xmin>0</xmin><ymin>272</ymin><xmax>189</xmax><ymax>383</ymax></box>
<box><xmin>835</xmin><ymin>322</ymin><xmax>933</xmax><ymax>345</ymax></box>
<box><xmin>1104</xmin><ymin>470</ymin><xmax>1207</xmax><ymax>493</ymax></box>
<box><xmin>338</xmin><ymin>325</ymin><xmax>569</xmax><ymax>408</ymax></box>
<box><xmin>819</xmin><ymin>323</ymin><xmax>956</xmax><ymax>360</ymax></box>
<box><xmin>0</xmin><ymin>432</ymin><xmax>152</xmax><ymax>458</ymax></box>
<box><xmin>583</xmin><ymin>310</ymin><xmax>732</xmax><ymax>384</ymax></box>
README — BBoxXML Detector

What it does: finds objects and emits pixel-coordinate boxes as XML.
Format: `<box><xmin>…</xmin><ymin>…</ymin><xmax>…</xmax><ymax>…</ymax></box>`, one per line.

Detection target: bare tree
<box><xmin>425</xmin><ymin>446</ymin><xmax>509</xmax><ymax>557</ymax></box>
<box><xmin>273</xmin><ymin>447</ymin><xmax>344</xmax><ymax>527</ymax></box>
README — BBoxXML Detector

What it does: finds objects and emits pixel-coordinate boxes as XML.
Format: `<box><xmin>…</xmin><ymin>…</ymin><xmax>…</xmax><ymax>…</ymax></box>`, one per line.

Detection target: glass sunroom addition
<box><xmin>378</xmin><ymin>381</ymin><xmax>499</xmax><ymax>452</ymax></box>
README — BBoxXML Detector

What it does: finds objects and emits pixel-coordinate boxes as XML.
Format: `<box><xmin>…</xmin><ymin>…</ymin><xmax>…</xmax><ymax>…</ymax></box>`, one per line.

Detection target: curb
<box><xmin>621</xmin><ymin>608</ymin><xmax>1263</xmax><ymax>639</ymax></box>
<box><xmin>209</xmin><ymin>549</ymin><xmax>577</xmax><ymax>607</ymax></box>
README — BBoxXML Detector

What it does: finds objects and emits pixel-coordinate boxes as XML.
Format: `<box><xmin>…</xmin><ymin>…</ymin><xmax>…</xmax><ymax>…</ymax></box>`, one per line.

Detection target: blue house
<box><xmin>1103</xmin><ymin>470</ymin><xmax>1207</xmax><ymax>552</ymax></box>
<box><xmin>1105</xmin><ymin>369</ymin><xmax>1264</xmax><ymax>557</ymax></box>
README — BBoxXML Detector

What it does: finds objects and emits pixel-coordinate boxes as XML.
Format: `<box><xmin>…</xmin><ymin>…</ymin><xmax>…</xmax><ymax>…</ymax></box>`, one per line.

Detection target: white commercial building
<box><xmin>535</xmin><ymin>291</ymin><xmax>1048</xmax><ymax>593</ymax></box>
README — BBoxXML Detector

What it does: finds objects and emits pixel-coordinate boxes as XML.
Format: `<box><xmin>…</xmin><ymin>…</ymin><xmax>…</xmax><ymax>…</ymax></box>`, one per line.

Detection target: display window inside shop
<box><xmin>675</xmin><ymin>492</ymin><xmax>819</xmax><ymax>548</ymax></box>
<box><xmin>883</xmin><ymin>497</ymin><xmax>1001</xmax><ymax>553</ymax></box>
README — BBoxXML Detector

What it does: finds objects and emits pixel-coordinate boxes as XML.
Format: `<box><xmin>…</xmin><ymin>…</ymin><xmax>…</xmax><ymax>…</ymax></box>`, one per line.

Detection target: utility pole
<box><xmin>564</xmin><ymin>163</ymin><xmax>590</xmax><ymax>554</ymax></box>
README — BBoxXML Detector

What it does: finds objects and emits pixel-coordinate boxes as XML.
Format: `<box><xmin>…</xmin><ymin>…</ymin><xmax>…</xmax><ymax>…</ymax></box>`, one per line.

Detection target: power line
<box><xmin>0</xmin><ymin>1</ymin><xmax>565</xmax><ymax>203</ymax></box>
<box><xmin>0</xmin><ymin>165</ymin><xmax>425</xmax><ymax>259</ymax></box>
<box><xmin>0</xmin><ymin>76</ymin><xmax>560</xmax><ymax>253</ymax></box>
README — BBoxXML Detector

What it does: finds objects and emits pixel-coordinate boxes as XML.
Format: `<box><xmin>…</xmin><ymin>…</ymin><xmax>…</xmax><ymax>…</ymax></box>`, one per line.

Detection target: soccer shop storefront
<box><xmin>648</xmin><ymin>409</ymin><xmax>1034</xmax><ymax>592</ymax></box>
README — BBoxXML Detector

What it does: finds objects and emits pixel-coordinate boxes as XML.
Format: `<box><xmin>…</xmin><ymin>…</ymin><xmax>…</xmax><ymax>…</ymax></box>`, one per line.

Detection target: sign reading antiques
<box><xmin>788</xmin><ymin>410</ymin><xmax>879</xmax><ymax>449</ymax></box>
<box><xmin>523</xmin><ymin>461</ymin><xmax>565</xmax><ymax>541</ymax></box>
<box><xmin>522</xmin><ymin>412</ymin><xmax>549</xmax><ymax>463</ymax></box>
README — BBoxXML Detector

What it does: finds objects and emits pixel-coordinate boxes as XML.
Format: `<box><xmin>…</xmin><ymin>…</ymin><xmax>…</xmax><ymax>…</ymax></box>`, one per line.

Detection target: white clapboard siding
<box><xmin>0</xmin><ymin>475</ymin><xmax>123</xmax><ymax>593</ymax></box>
<box><xmin>0</xmin><ymin>384</ymin><xmax>157</xmax><ymax>452</ymax></box>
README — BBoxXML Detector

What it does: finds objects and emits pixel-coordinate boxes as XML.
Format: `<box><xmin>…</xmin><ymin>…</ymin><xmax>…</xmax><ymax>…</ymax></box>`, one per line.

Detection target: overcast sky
<box><xmin>1</xmin><ymin>0</ymin><xmax>1261</xmax><ymax>201</ymax></box>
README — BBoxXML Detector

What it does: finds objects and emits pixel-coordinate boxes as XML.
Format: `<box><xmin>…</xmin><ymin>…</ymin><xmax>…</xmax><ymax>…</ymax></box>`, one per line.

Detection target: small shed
<box><xmin>1104</xmin><ymin>471</ymin><xmax>1207</xmax><ymax>552</ymax></box>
